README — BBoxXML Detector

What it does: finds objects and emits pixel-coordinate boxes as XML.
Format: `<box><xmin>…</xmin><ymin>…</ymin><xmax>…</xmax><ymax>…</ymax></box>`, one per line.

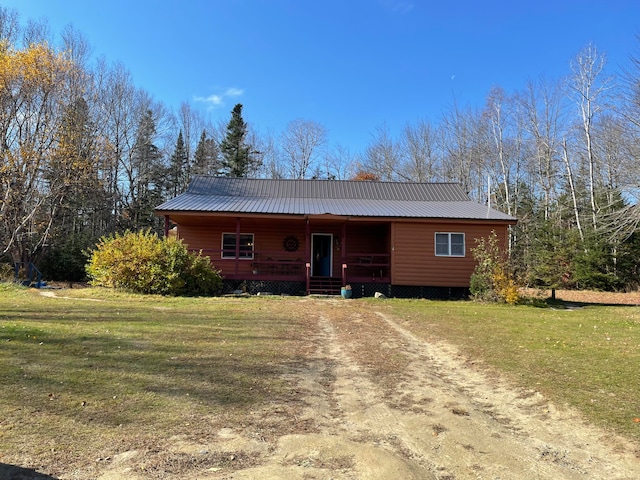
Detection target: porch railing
<box><xmin>190</xmin><ymin>249</ymin><xmax>391</xmax><ymax>286</ymax></box>
<box><xmin>195</xmin><ymin>249</ymin><xmax>307</xmax><ymax>280</ymax></box>
<box><xmin>250</xmin><ymin>257</ymin><xmax>306</xmax><ymax>277</ymax></box>
<box><xmin>341</xmin><ymin>253</ymin><xmax>391</xmax><ymax>284</ymax></box>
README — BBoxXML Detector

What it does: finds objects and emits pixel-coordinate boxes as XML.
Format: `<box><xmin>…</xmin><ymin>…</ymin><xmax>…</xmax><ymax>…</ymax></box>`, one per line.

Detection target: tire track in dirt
<box><xmin>219</xmin><ymin>303</ymin><xmax>432</xmax><ymax>479</ymax></box>
<box><xmin>94</xmin><ymin>299</ymin><xmax>640</xmax><ymax>479</ymax></box>
<box><xmin>316</xmin><ymin>310</ymin><xmax>573</xmax><ymax>479</ymax></box>
<box><xmin>229</xmin><ymin>304</ymin><xmax>620</xmax><ymax>479</ymax></box>
<box><xmin>369</xmin><ymin>310</ymin><xmax>640</xmax><ymax>479</ymax></box>
<box><xmin>213</xmin><ymin>302</ymin><xmax>640</xmax><ymax>479</ymax></box>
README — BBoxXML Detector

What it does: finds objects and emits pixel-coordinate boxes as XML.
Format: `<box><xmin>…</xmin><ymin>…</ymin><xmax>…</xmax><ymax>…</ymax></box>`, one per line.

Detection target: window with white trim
<box><xmin>435</xmin><ymin>232</ymin><xmax>465</xmax><ymax>257</ymax></box>
<box><xmin>221</xmin><ymin>233</ymin><xmax>254</xmax><ymax>259</ymax></box>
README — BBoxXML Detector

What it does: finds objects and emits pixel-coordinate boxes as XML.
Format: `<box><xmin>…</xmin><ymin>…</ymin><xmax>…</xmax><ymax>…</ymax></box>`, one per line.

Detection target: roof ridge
<box><xmin>193</xmin><ymin>175</ymin><xmax>461</xmax><ymax>186</ymax></box>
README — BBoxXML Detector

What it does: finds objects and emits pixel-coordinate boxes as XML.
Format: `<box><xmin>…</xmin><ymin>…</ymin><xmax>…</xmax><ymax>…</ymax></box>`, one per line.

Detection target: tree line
<box><xmin>358</xmin><ymin>41</ymin><xmax>640</xmax><ymax>291</ymax></box>
<box><xmin>1</xmin><ymin>7</ymin><xmax>640</xmax><ymax>290</ymax></box>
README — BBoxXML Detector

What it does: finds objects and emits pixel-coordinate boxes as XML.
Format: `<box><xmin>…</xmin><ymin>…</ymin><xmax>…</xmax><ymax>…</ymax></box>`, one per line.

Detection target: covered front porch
<box><xmin>247</xmin><ymin>251</ymin><xmax>391</xmax><ymax>295</ymax></box>
<box><xmin>169</xmin><ymin>215</ymin><xmax>391</xmax><ymax>295</ymax></box>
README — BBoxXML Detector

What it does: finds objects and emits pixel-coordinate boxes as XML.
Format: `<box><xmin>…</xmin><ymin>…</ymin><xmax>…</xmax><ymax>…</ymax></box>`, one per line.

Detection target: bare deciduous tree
<box><xmin>440</xmin><ymin>102</ymin><xmax>484</xmax><ymax>201</ymax></box>
<box><xmin>0</xmin><ymin>7</ymin><xmax>20</xmax><ymax>46</ymax></box>
<box><xmin>363</xmin><ymin>124</ymin><xmax>400</xmax><ymax>182</ymax></box>
<box><xmin>568</xmin><ymin>43</ymin><xmax>614</xmax><ymax>229</ymax></box>
<box><xmin>518</xmin><ymin>77</ymin><xmax>565</xmax><ymax>220</ymax></box>
<box><xmin>281</xmin><ymin>118</ymin><xmax>327</xmax><ymax>179</ymax></box>
<box><xmin>397</xmin><ymin>119</ymin><xmax>441</xmax><ymax>183</ymax></box>
<box><xmin>483</xmin><ymin>86</ymin><xmax>516</xmax><ymax>215</ymax></box>
<box><xmin>0</xmin><ymin>41</ymin><xmax>73</xmax><ymax>263</ymax></box>
<box><xmin>326</xmin><ymin>143</ymin><xmax>359</xmax><ymax>180</ymax></box>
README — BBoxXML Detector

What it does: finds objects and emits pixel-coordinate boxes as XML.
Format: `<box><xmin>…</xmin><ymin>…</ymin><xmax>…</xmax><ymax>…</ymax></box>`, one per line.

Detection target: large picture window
<box><xmin>222</xmin><ymin>233</ymin><xmax>254</xmax><ymax>259</ymax></box>
<box><xmin>435</xmin><ymin>232</ymin><xmax>465</xmax><ymax>257</ymax></box>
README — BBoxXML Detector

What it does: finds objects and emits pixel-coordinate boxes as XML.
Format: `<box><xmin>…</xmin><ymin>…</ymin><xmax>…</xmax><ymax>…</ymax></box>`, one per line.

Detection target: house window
<box><xmin>435</xmin><ymin>232</ymin><xmax>465</xmax><ymax>257</ymax></box>
<box><xmin>222</xmin><ymin>233</ymin><xmax>254</xmax><ymax>259</ymax></box>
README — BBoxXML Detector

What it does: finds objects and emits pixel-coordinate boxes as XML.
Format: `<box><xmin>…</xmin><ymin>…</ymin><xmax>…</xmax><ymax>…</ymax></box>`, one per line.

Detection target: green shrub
<box><xmin>469</xmin><ymin>271</ymin><xmax>491</xmax><ymax>300</ymax></box>
<box><xmin>86</xmin><ymin>230</ymin><xmax>222</xmax><ymax>296</ymax></box>
<box><xmin>183</xmin><ymin>253</ymin><xmax>224</xmax><ymax>296</ymax></box>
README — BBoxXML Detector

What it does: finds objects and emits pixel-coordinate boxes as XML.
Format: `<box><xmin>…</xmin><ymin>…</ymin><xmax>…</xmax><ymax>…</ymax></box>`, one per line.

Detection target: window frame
<box><xmin>221</xmin><ymin>232</ymin><xmax>255</xmax><ymax>260</ymax></box>
<box><xmin>434</xmin><ymin>232</ymin><xmax>465</xmax><ymax>257</ymax></box>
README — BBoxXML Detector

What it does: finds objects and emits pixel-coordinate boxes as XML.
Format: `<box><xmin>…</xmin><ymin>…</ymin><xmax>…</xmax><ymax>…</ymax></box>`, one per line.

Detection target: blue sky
<box><xmin>5</xmin><ymin>0</ymin><xmax>640</xmax><ymax>153</ymax></box>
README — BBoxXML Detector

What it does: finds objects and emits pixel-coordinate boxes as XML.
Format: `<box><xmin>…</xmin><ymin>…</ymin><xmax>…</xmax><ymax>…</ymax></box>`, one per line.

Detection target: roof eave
<box><xmin>155</xmin><ymin>209</ymin><xmax>517</xmax><ymax>223</ymax></box>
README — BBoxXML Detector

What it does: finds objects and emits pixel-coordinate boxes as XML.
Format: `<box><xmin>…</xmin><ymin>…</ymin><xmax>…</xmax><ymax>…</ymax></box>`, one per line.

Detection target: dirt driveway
<box><xmin>91</xmin><ymin>297</ymin><xmax>640</xmax><ymax>480</ymax></box>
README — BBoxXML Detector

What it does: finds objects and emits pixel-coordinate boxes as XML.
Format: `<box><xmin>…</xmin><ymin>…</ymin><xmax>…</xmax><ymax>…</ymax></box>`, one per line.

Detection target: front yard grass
<box><xmin>1</xmin><ymin>284</ymin><xmax>639</xmax><ymax>476</ymax></box>
<box><xmin>385</xmin><ymin>298</ymin><xmax>640</xmax><ymax>443</ymax></box>
<box><xmin>0</xmin><ymin>285</ymin><xmax>316</xmax><ymax>474</ymax></box>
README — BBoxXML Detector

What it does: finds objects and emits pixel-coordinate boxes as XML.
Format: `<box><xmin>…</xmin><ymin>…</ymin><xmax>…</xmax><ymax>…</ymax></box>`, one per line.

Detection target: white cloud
<box><xmin>225</xmin><ymin>87</ymin><xmax>244</xmax><ymax>97</ymax></box>
<box><xmin>194</xmin><ymin>94</ymin><xmax>223</xmax><ymax>105</ymax></box>
<box><xmin>194</xmin><ymin>87</ymin><xmax>244</xmax><ymax>108</ymax></box>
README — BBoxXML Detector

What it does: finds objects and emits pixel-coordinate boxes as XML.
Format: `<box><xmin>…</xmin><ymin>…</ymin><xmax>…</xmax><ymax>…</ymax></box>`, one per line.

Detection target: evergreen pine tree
<box><xmin>169</xmin><ymin>130</ymin><xmax>188</xmax><ymax>196</ymax></box>
<box><xmin>130</xmin><ymin>109</ymin><xmax>163</xmax><ymax>229</ymax></box>
<box><xmin>219</xmin><ymin>104</ymin><xmax>260</xmax><ymax>177</ymax></box>
<box><xmin>192</xmin><ymin>130</ymin><xmax>220</xmax><ymax>176</ymax></box>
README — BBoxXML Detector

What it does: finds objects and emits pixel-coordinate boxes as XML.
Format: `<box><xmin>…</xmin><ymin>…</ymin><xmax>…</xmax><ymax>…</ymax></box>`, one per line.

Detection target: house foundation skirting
<box><xmin>348</xmin><ymin>283</ymin><xmax>469</xmax><ymax>299</ymax></box>
<box><xmin>386</xmin><ymin>285</ymin><xmax>470</xmax><ymax>299</ymax></box>
<box><xmin>222</xmin><ymin>279</ymin><xmax>469</xmax><ymax>299</ymax></box>
<box><xmin>223</xmin><ymin>279</ymin><xmax>307</xmax><ymax>296</ymax></box>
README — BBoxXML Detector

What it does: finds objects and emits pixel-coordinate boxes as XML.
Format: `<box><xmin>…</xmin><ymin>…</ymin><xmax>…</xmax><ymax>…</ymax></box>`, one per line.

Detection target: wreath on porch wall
<box><xmin>282</xmin><ymin>235</ymin><xmax>300</xmax><ymax>252</ymax></box>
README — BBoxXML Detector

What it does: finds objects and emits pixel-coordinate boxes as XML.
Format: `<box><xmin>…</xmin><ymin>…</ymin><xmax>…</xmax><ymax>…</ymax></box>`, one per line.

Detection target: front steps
<box><xmin>308</xmin><ymin>276</ymin><xmax>342</xmax><ymax>295</ymax></box>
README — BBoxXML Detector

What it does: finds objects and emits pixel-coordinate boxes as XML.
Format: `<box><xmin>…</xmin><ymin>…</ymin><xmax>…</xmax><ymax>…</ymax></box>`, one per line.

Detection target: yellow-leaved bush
<box><xmin>86</xmin><ymin>230</ymin><xmax>222</xmax><ymax>296</ymax></box>
<box><xmin>470</xmin><ymin>231</ymin><xmax>520</xmax><ymax>304</ymax></box>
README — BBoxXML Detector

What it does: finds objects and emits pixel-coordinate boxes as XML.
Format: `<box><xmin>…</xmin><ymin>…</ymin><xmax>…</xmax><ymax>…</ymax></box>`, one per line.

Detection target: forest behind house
<box><xmin>2</xmin><ymin>7</ymin><xmax>640</xmax><ymax>291</ymax></box>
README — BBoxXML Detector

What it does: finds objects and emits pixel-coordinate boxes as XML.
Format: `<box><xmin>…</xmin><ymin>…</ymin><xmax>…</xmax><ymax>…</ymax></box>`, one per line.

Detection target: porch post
<box><xmin>341</xmin><ymin>221</ymin><xmax>347</xmax><ymax>286</ymax></box>
<box><xmin>341</xmin><ymin>221</ymin><xmax>347</xmax><ymax>264</ymax></box>
<box><xmin>305</xmin><ymin>217</ymin><xmax>311</xmax><ymax>293</ymax></box>
<box><xmin>342</xmin><ymin>263</ymin><xmax>347</xmax><ymax>287</ymax></box>
<box><xmin>305</xmin><ymin>217</ymin><xmax>311</xmax><ymax>266</ymax></box>
<box><xmin>163</xmin><ymin>216</ymin><xmax>170</xmax><ymax>237</ymax></box>
<box><xmin>235</xmin><ymin>217</ymin><xmax>241</xmax><ymax>275</ymax></box>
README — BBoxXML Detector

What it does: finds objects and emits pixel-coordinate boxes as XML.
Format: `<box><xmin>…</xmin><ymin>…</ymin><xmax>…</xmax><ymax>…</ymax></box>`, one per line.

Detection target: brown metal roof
<box><xmin>155</xmin><ymin>176</ymin><xmax>517</xmax><ymax>221</ymax></box>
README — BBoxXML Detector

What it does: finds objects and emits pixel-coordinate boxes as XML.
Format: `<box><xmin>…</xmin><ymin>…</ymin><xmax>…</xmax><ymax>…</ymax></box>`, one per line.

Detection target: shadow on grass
<box><xmin>526</xmin><ymin>296</ymin><xmax>639</xmax><ymax>309</ymax></box>
<box><xmin>0</xmin><ymin>307</ymin><xmax>308</xmax><ymax>430</ymax></box>
<box><xmin>0</xmin><ymin>464</ymin><xmax>57</xmax><ymax>479</ymax></box>
<box><xmin>2</xmin><ymin>331</ymin><xmax>294</xmax><ymax>410</ymax></box>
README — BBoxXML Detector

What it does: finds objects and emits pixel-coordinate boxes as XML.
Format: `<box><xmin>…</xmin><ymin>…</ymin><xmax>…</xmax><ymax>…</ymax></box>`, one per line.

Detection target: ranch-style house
<box><xmin>155</xmin><ymin>176</ymin><xmax>517</xmax><ymax>298</ymax></box>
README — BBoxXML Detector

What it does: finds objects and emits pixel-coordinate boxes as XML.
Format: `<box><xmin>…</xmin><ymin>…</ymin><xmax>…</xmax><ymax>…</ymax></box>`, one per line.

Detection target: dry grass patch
<box><xmin>0</xmin><ymin>285</ymin><xmax>318</xmax><ymax>478</ymax></box>
<box><xmin>321</xmin><ymin>301</ymin><xmax>412</xmax><ymax>396</ymax></box>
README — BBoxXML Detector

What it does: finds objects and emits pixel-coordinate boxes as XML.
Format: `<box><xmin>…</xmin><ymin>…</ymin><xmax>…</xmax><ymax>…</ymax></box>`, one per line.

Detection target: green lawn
<box><xmin>1</xmin><ymin>284</ymin><xmax>639</xmax><ymax>474</ymax></box>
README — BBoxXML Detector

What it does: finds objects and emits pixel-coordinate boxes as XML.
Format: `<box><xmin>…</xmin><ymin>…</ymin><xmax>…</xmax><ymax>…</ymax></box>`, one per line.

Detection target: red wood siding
<box><xmin>177</xmin><ymin>218</ymin><xmax>308</xmax><ymax>278</ymax></box>
<box><xmin>391</xmin><ymin>222</ymin><xmax>509</xmax><ymax>287</ymax></box>
<box><xmin>172</xmin><ymin>215</ymin><xmax>511</xmax><ymax>288</ymax></box>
